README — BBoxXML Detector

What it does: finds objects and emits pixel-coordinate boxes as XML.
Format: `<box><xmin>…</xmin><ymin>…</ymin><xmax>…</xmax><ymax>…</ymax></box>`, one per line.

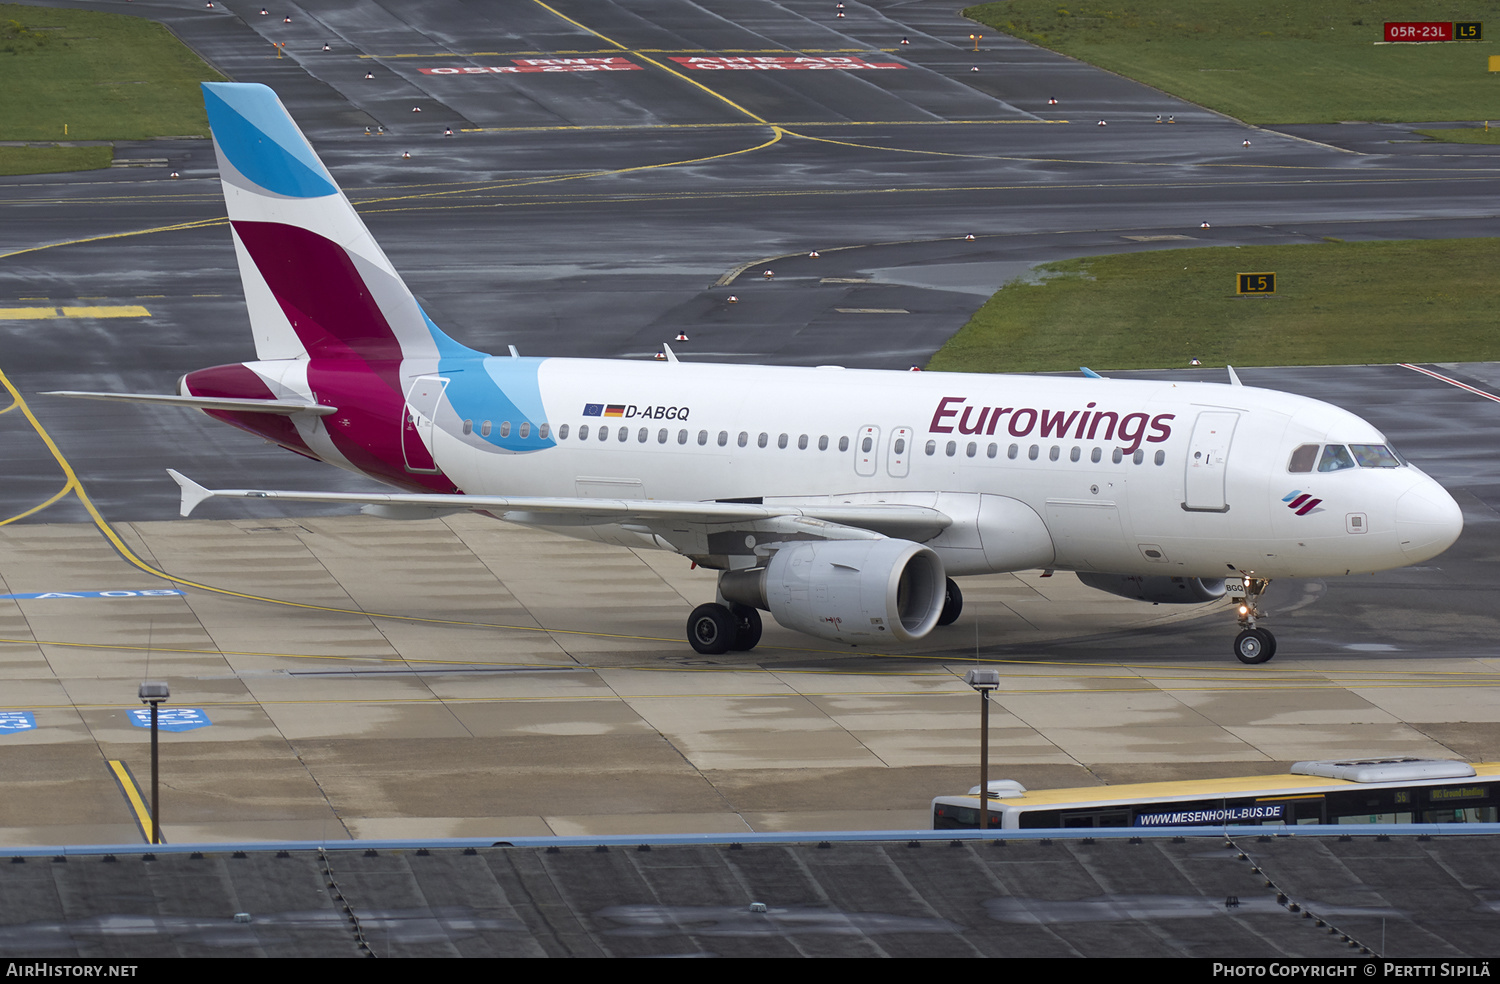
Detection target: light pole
<box><xmin>138</xmin><ymin>681</ymin><xmax>169</xmax><ymax>844</ymax></box>
<box><xmin>965</xmin><ymin>669</ymin><xmax>1000</xmax><ymax>829</ymax></box>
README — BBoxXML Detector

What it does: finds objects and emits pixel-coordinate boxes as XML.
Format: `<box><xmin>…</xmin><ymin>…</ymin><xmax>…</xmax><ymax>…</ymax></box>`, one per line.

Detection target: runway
<box><xmin>0</xmin><ymin>0</ymin><xmax>1497</xmax><ymax>846</ymax></box>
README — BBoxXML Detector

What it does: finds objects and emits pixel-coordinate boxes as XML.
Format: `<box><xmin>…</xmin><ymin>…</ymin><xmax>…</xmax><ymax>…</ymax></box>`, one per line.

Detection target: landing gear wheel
<box><xmin>938</xmin><ymin>578</ymin><xmax>963</xmax><ymax>626</ymax></box>
<box><xmin>688</xmin><ymin>603</ymin><xmax>735</xmax><ymax>655</ymax></box>
<box><xmin>728</xmin><ymin>605</ymin><xmax>762</xmax><ymax>652</ymax></box>
<box><xmin>1234</xmin><ymin>628</ymin><xmax>1276</xmax><ymax>664</ymax></box>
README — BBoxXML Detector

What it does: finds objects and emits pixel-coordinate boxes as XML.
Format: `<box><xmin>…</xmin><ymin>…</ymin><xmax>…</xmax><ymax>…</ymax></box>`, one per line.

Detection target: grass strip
<box><xmin>0</xmin><ymin>145</ymin><xmax>112</xmax><ymax>175</ymax></box>
<box><xmin>0</xmin><ymin>3</ymin><xmax>225</xmax><ymax>142</ymax></box>
<box><xmin>926</xmin><ymin>239</ymin><xmax>1500</xmax><ymax>373</ymax></box>
<box><xmin>963</xmin><ymin>1</ymin><xmax>1500</xmax><ymax>124</ymax></box>
<box><xmin>1413</xmin><ymin>127</ymin><xmax>1500</xmax><ymax>144</ymax></box>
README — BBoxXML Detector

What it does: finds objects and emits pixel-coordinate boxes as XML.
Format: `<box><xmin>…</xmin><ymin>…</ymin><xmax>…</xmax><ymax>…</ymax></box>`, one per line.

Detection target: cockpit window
<box><xmin>1288</xmin><ymin>444</ymin><xmax>1319</xmax><ymax>473</ymax></box>
<box><xmin>1350</xmin><ymin>444</ymin><xmax>1404</xmax><ymax>468</ymax></box>
<box><xmin>1318</xmin><ymin>445</ymin><xmax>1356</xmax><ymax>472</ymax></box>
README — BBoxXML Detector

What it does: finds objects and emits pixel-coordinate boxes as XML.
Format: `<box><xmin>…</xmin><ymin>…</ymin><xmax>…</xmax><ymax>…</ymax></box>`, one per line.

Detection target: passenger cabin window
<box><xmin>519</xmin><ymin>422</ymin><xmax>530</xmax><ymax>439</ymax></box>
<box><xmin>559</xmin><ymin>424</ymin><xmax>570</xmax><ymax>440</ymax></box>
<box><xmin>462</xmin><ymin>419</ymin><xmax>473</xmax><ymax>435</ymax></box>
<box><xmin>1288</xmin><ymin>444</ymin><xmax>1319</xmax><ymax>473</ymax></box>
<box><xmin>1318</xmin><ymin>445</ymin><xmax>1356</xmax><ymax>472</ymax></box>
<box><xmin>499</xmin><ymin>421</ymin><xmax>511</xmax><ymax>438</ymax></box>
<box><xmin>481</xmin><ymin>420</ymin><xmax>492</xmax><ymax>437</ymax></box>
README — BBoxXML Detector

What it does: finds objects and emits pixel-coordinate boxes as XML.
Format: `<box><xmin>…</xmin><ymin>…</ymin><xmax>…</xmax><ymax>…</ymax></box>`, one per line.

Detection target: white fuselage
<box><xmin>350</xmin><ymin>357</ymin><xmax>1462</xmax><ymax>580</ymax></box>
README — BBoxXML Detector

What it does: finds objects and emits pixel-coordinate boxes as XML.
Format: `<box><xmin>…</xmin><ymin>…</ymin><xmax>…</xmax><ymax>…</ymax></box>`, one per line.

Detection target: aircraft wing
<box><xmin>166</xmin><ymin>470</ymin><xmax>951</xmax><ymax>544</ymax></box>
<box><xmin>44</xmin><ymin>391</ymin><xmax>338</xmax><ymax>416</ymax></box>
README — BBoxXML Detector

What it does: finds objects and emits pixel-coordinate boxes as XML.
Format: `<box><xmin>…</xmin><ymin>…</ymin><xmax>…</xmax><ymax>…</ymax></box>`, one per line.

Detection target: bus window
<box><xmin>932</xmin><ymin>804</ymin><xmax>1000</xmax><ymax>829</ymax></box>
<box><xmin>1061</xmin><ymin>810</ymin><xmax>1130</xmax><ymax>828</ymax></box>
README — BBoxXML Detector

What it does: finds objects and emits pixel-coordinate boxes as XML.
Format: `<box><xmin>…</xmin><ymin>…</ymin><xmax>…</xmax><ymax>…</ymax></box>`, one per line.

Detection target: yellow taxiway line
<box><xmin>107</xmin><ymin>759</ymin><xmax>158</xmax><ymax>844</ymax></box>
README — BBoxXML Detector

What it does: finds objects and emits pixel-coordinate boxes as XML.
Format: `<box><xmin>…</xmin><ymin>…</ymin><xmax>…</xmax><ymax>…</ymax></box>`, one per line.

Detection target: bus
<box><xmin>931</xmin><ymin>758</ymin><xmax>1500</xmax><ymax>830</ymax></box>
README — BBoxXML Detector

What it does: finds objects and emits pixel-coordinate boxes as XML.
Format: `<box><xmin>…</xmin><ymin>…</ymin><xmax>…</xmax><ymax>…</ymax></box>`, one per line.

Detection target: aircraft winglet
<box><xmin>1227</xmin><ymin>365</ymin><xmax>1243</xmax><ymax>387</ymax></box>
<box><xmin>1080</xmin><ymin>367</ymin><xmax>1103</xmax><ymax>379</ymax></box>
<box><xmin>167</xmin><ymin>469</ymin><xmax>216</xmax><ymax>518</ymax></box>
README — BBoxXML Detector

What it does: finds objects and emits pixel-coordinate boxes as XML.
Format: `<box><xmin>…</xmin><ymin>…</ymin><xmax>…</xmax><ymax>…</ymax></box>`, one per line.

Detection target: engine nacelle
<box><xmin>720</xmin><ymin>539</ymin><xmax>946</xmax><ymax>644</ymax></box>
<box><xmin>1076</xmin><ymin>572</ymin><xmax>1227</xmax><ymax>604</ymax></box>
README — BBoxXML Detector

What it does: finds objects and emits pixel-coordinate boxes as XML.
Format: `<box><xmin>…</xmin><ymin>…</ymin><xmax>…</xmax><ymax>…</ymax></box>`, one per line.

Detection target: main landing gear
<box><xmin>938</xmin><ymin>578</ymin><xmax>963</xmax><ymax>627</ymax></box>
<box><xmin>1232</xmin><ymin>577</ymin><xmax>1275</xmax><ymax>664</ymax></box>
<box><xmin>687</xmin><ymin>602</ymin><xmax>762</xmax><ymax>655</ymax></box>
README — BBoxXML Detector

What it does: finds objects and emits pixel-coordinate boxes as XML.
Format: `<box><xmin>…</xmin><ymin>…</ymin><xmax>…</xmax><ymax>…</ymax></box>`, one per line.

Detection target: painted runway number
<box><xmin>671</xmin><ymin>56</ymin><xmax>905</xmax><ymax>70</ymax></box>
<box><xmin>422</xmin><ymin>58</ymin><xmax>642</xmax><ymax>75</ymax></box>
<box><xmin>420</xmin><ymin>56</ymin><xmax>908</xmax><ymax>77</ymax></box>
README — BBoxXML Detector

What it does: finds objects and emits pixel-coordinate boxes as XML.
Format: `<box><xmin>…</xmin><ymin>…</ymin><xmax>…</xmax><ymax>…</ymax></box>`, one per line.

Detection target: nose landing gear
<box><xmin>1232</xmin><ymin>577</ymin><xmax>1275</xmax><ymax>663</ymax></box>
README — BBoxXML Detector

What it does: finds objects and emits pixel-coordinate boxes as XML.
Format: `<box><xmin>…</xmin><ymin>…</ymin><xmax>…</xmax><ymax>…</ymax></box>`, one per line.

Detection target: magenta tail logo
<box><xmin>1283</xmin><ymin>490</ymin><xmax>1323</xmax><ymax>516</ymax></box>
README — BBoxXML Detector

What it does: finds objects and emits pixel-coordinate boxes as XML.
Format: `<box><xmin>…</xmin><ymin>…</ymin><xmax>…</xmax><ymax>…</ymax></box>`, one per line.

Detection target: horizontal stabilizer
<box><xmin>44</xmin><ymin>391</ymin><xmax>338</xmax><ymax>416</ymax></box>
<box><xmin>163</xmin><ymin>471</ymin><xmax>952</xmax><ymax>539</ymax></box>
<box><xmin>167</xmin><ymin>469</ymin><xmax>216</xmax><ymax>518</ymax></box>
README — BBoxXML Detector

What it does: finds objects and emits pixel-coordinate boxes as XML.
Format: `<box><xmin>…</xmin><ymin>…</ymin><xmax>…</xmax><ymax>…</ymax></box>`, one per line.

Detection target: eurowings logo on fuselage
<box><xmin>1283</xmin><ymin>490</ymin><xmax>1324</xmax><ymax>516</ymax></box>
<box><xmin>929</xmin><ymin>397</ymin><xmax>1174</xmax><ymax>455</ymax></box>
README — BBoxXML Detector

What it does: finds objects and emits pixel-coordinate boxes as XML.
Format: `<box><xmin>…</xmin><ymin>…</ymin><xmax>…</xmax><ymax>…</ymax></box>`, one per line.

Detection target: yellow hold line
<box><xmin>59</xmin><ymin>305</ymin><xmax>151</xmax><ymax>319</ymax></box>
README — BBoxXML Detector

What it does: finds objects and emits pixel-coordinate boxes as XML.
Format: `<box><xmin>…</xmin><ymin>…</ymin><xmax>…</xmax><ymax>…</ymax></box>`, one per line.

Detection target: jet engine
<box><xmin>1076</xmin><ymin>572</ymin><xmax>1226</xmax><ymax>604</ymax></box>
<box><xmin>720</xmin><ymin>538</ymin><xmax>946</xmax><ymax>644</ymax></box>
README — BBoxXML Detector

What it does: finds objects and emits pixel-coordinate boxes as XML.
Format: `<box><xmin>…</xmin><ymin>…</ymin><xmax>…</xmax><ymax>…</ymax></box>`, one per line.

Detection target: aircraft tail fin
<box><xmin>202</xmin><ymin>82</ymin><xmax>478</xmax><ymax>363</ymax></box>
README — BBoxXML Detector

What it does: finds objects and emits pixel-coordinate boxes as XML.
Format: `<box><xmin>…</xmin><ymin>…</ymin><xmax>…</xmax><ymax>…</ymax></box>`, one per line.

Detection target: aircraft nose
<box><xmin>1396</xmin><ymin>481</ymin><xmax>1463</xmax><ymax>563</ymax></box>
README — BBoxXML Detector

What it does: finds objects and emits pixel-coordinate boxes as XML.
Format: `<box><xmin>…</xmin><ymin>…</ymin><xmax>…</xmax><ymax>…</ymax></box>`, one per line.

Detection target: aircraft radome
<box><xmin>47</xmin><ymin>83</ymin><xmax>1464</xmax><ymax>664</ymax></box>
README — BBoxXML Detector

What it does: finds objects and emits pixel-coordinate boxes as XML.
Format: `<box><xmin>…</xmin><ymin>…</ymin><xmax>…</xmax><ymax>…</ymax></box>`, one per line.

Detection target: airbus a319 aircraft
<box><xmin>51</xmin><ymin>83</ymin><xmax>1463</xmax><ymax>663</ymax></box>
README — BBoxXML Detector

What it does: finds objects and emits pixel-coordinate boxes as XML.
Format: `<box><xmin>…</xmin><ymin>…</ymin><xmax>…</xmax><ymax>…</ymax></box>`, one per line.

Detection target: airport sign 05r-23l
<box><xmin>1384</xmin><ymin>22</ymin><xmax>1483</xmax><ymax>41</ymax></box>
